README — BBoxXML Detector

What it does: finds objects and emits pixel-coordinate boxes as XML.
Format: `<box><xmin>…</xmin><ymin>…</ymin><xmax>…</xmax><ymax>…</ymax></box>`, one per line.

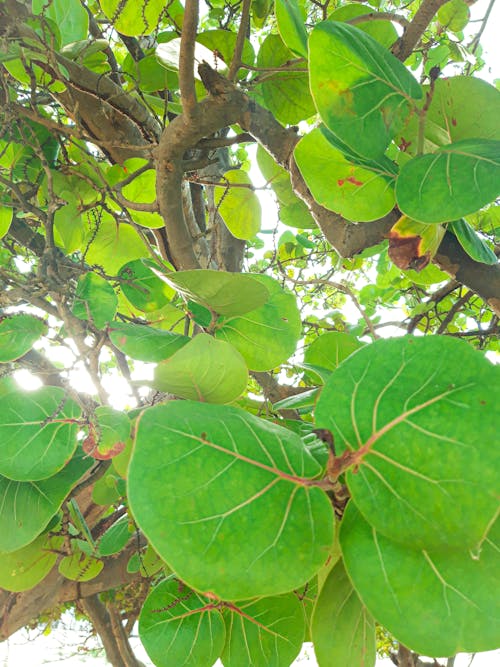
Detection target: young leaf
<box><xmin>128</xmin><ymin>401</ymin><xmax>334</xmax><ymax>600</ymax></box>
<box><xmin>139</xmin><ymin>576</ymin><xmax>226</xmax><ymax>667</ymax></box>
<box><xmin>108</xmin><ymin>322</ymin><xmax>190</xmax><ymax>363</ymax></box>
<box><xmin>340</xmin><ymin>503</ymin><xmax>500</xmax><ymax>656</ymax></box>
<box><xmin>0</xmin><ymin>387</ymin><xmax>81</xmax><ymax>481</ymax></box>
<box><xmin>312</xmin><ymin>559</ymin><xmax>376</xmax><ymax>667</ymax></box>
<box><xmin>315</xmin><ymin>336</ymin><xmax>500</xmax><ymax>553</ymax></box>
<box><xmin>0</xmin><ymin>313</ymin><xmax>46</xmax><ymax>362</ymax></box>
<box><xmin>309</xmin><ymin>21</ymin><xmax>422</xmax><ymax>159</ymax></box>
<box><xmin>395</xmin><ymin>139</ymin><xmax>500</xmax><ymax>223</ymax></box>
<box><xmin>449</xmin><ymin>219</ymin><xmax>498</xmax><ymax>265</ymax></box>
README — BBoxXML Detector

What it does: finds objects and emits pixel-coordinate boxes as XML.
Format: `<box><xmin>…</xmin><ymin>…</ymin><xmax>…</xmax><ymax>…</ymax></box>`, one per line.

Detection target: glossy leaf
<box><xmin>153</xmin><ymin>334</ymin><xmax>248</xmax><ymax>404</ymax></box>
<box><xmin>341</xmin><ymin>503</ymin><xmax>500</xmax><ymax>656</ymax></box>
<box><xmin>328</xmin><ymin>5</ymin><xmax>398</xmax><ymax>48</ymax></box>
<box><xmin>99</xmin><ymin>0</ymin><xmax>167</xmax><ymax>37</ymax></box>
<box><xmin>215</xmin><ymin>274</ymin><xmax>301</xmax><ymax>371</ymax></box>
<box><xmin>118</xmin><ymin>259</ymin><xmax>174</xmax><ymax>312</ymax></box>
<box><xmin>128</xmin><ymin>401</ymin><xmax>334</xmax><ymax>600</ymax></box>
<box><xmin>275</xmin><ymin>0</ymin><xmax>308</xmax><ymax>58</ymax></box>
<box><xmin>309</xmin><ymin>21</ymin><xmax>422</xmax><ymax>159</ymax></box>
<box><xmin>396</xmin><ymin>139</ymin><xmax>500</xmax><ymax>223</ymax></box>
<box><xmin>0</xmin><ymin>387</ymin><xmax>81</xmax><ymax>481</ymax></box>
<box><xmin>304</xmin><ymin>331</ymin><xmax>364</xmax><ymax>375</ymax></box>
<box><xmin>222</xmin><ymin>593</ymin><xmax>305</xmax><ymax>666</ymax></box>
<box><xmin>58</xmin><ymin>552</ymin><xmax>103</xmax><ymax>582</ymax></box>
<box><xmin>72</xmin><ymin>272</ymin><xmax>117</xmax><ymax>329</ymax></box>
<box><xmin>214</xmin><ymin>170</ymin><xmax>261</xmax><ymax>240</ymax></box>
<box><xmin>109</xmin><ymin>321</ymin><xmax>189</xmax><ymax>363</ymax></box>
<box><xmin>162</xmin><ymin>269</ymin><xmax>270</xmax><ymax>316</ymax></box>
<box><xmin>315</xmin><ymin>336</ymin><xmax>500</xmax><ymax>552</ymax></box>
<box><xmin>449</xmin><ymin>219</ymin><xmax>497</xmax><ymax>265</ymax></box>
<box><xmin>0</xmin><ymin>314</ymin><xmax>46</xmax><ymax>362</ymax></box>
<box><xmin>0</xmin><ymin>531</ymin><xmax>62</xmax><ymax>592</ymax></box>
<box><xmin>312</xmin><ymin>559</ymin><xmax>376</xmax><ymax>667</ymax></box>
<box><xmin>0</xmin><ymin>452</ymin><xmax>93</xmax><ymax>552</ymax></box>
<box><xmin>139</xmin><ymin>577</ymin><xmax>225</xmax><ymax>667</ymax></box>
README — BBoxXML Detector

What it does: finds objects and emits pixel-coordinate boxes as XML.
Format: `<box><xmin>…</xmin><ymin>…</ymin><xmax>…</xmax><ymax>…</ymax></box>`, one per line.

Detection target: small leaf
<box><xmin>273</xmin><ymin>388</ymin><xmax>319</xmax><ymax>410</ymax></box>
<box><xmin>0</xmin><ymin>387</ymin><xmax>81</xmax><ymax>481</ymax></box>
<box><xmin>97</xmin><ymin>517</ymin><xmax>132</xmax><ymax>557</ymax></box>
<box><xmin>396</xmin><ymin>139</ymin><xmax>500</xmax><ymax>223</ymax></box>
<box><xmin>118</xmin><ymin>259</ymin><xmax>174</xmax><ymax>312</ymax></box>
<box><xmin>340</xmin><ymin>504</ymin><xmax>500</xmax><ymax>656</ymax></box>
<box><xmin>59</xmin><ymin>552</ymin><xmax>103</xmax><ymax>582</ymax></box>
<box><xmin>388</xmin><ymin>216</ymin><xmax>445</xmax><ymax>271</ymax></box>
<box><xmin>0</xmin><ymin>206</ymin><xmax>13</xmax><ymax>239</ymax></box>
<box><xmin>304</xmin><ymin>331</ymin><xmax>364</xmax><ymax>375</ymax></box>
<box><xmin>449</xmin><ymin>219</ymin><xmax>498</xmax><ymax>265</ymax></box>
<box><xmin>312</xmin><ymin>560</ymin><xmax>376</xmax><ymax>667</ymax></box>
<box><xmin>84</xmin><ymin>407</ymin><xmax>131</xmax><ymax>460</ymax></box>
<box><xmin>32</xmin><ymin>0</ymin><xmax>88</xmax><ymax>45</ymax></box>
<box><xmin>0</xmin><ymin>314</ymin><xmax>46</xmax><ymax>362</ymax></box>
<box><xmin>109</xmin><ymin>322</ymin><xmax>190</xmax><ymax>363</ymax></box>
<box><xmin>153</xmin><ymin>334</ymin><xmax>248</xmax><ymax>404</ymax></box>
<box><xmin>139</xmin><ymin>577</ymin><xmax>226</xmax><ymax>667</ymax></box>
<box><xmin>275</xmin><ymin>0</ymin><xmax>308</xmax><ymax>58</ymax></box>
<box><xmin>438</xmin><ymin>0</ymin><xmax>470</xmax><ymax>33</ymax></box>
<box><xmin>214</xmin><ymin>170</ymin><xmax>261</xmax><ymax>240</ymax></box>
<box><xmin>128</xmin><ymin>401</ymin><xmax>334</xmax><ymax>600</ymax></box>
<box><xmin>72</xmin><ymin>272</ymin><xmax>117</xmax><ymax>329</ymax></box>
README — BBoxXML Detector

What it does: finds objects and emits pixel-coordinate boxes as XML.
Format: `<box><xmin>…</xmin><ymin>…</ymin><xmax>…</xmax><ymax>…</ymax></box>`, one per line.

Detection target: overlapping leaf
<box><xmin>72</xmin><ymin>272</ymin><xmax>117</xmax><ymax>329</ymax></box>
<box><xmin>0</xmin><ymin>314</ymin><xmax>46</xmax><ymax>362</ymax></box>
<box><xmin>109</xmin><ymin>321</ymin><xmax>189</xmax><ymax>363</ymax></box>
<box><xmin>0</xmin><ymin>530</ymin><xmax>62</xmax><ymax>592</ymax></box>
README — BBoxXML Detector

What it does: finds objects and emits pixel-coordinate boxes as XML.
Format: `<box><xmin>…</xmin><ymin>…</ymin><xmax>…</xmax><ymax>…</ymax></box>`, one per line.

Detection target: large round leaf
<box><xmin>314</xmin><ymin>336</ymin><xmax>500</xmax><ymax>552</ymax></box>
<box><xmin>312</xmin><ymin>559</ymin><xmax>376</xmax><ymax>667</ymax></box>
<box><xmin>128</xmin><ymin>402</ymin><xmax>334</xmax><ymax>600</ymax></box>
<box><xmin>340</xmin><ymin>503</ymin><xmax>500</xmax><ymax>656</ymax></box>
<box><xmin>396</xmin><ymin>139</ymin><xmax>500</xmax><ymax>223</ymax></box>
<box><xmin>222</xmin><ymin>593</ymin><xmax>305</xmax><ymax>666</ymax></box>
<box><xmin>139</xmin><ymin>577</ymin><xmax>226</xmax><ymax>667</ymax></box>
<box><xmin>162</xmin><ymin>269</ymin><xmax>270</xmax><ymax>316</ymax></box>
<box><xmin>0</xmin><ymin>387</ymin><xmax>81</xmax><ymax>481</ymax></box>
<box><xmin>329</xmin><ymin>4</ymin><xmax>398</xmax><ymax>48</ymax></box>
<box><xmin>84</xmin><ymin>214</ymin><xmax>148</xmax><ymax>273</ymax></box>
<box><xmin>309</xmin><ymin>21</ymin><xmax>422</xmax><ymax>159</ymax></box>
<box><xmin>294</xmin><ymin>127</ymin><xmax>396</xmax><ymax>222</ymax></box>
<box><xmin>0</xmin><ymin>452</ymin><xmax>93</xmax><ymax>552</ymax></box>
<box><xmin>153</xmin><ymin>334</ymin><xmax>248</xmax><ymax>404</ymax></box>
<box><xmin>0</xmin><ymin>530</ymin><xmax>62</xmax><ymax>592</ymax></box>
<box><xmin>118</xmin><ymin>259</ymin><xmax>174</xmax><ymax>312</ymax></box>
<box><xmin>109</xmin><ymin>321</ymin><xmax>189</xmax><ymax>363</ymax></box>
<box><xmin>304</xmin><ymin>331</ymin><xmax>364</xmax><ymax>373</ymax></box>
<box><xmin>215</xmin><ymin>274</ymin><xmax>301</xmax><ymax>371</ymax></box>
<box><xmin>0</xmin><ymin>314</ymin><xmax>47</xmax><ymax>362</ymax></box>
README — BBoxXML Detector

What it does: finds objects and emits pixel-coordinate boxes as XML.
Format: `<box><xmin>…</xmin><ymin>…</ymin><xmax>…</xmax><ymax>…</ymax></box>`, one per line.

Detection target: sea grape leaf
<box><xmin>449</xmin><ymin>219</ymin><xmax>497</xmax><ymax>265</ymax></box>
<box><xmin>328</xmin><ymin>4</ymin><xmax>398</xmax><ymax>48</ymax></box>
<box><xmin>340</xmin><ymin>503</ymin><xmax>500</xmax><ymax>656</ymax></box>
<box><xmin>99</xmin><ymin>0</ymin><xmax>167</xmax><ymax>37</ymax></box>
<box><xmin>387</xmin><ymin>216</ymin><xmax>445</xmax><ymax>272</ymax></box>
<box><xmin>312</xmin><ymin>559</ymin><xmax>376</xmax><ymax>667</ymax></box>
<box><xmin>128</xmin><ymin>401</ymin><xmax>334</xmax><ymax>600</ymax></box>
<box><xmin>32</xmin><ymin>0</ymin><xmax>88</xmax><ymax>45</ymax></box>
<box><xmin>215</xmin><ymin>274</ymin><xmax>301</xmax><ymax>371</ymax></box>
<box><xmin>83</xmin><ymin>214</ymin><xmax>149</xmax><ymax>273</ymax></box>
<box><xmin>273</xmin><ymin>387</ymin><xmax>319</xmax><ymax>411</ymax></box>
<box><xmin>222</xmin><ymin>593</ymin><xmax>305</xmax><ymax>667</ymax></box>
<box><xmin>0</xmin><ymin>206</ymin><xmax>13</xmax><ymax>239</ymax></box>
<box><xmin>0</xmin><ymin>530</ymin><xmax>62</xmax><ymax>592</ymax></box>
<box><xmin>0</xmin><ymin>451</ymin><xmax>93</xmax><ymax>552</ymax></box>
<box><xmin>161</xmin><ymin>269</ymin><xmax>270</xmax><ymax>316</ymax></box>
<box><xmin>118</xmin><ymin>259</ymin><xmax>174</xmax><ymax>312</ymax></box>
<box><xmin>214</xmin><ymin>170</ymin><xmax>262</xmax><ymax>240</ymax></box>
<box><xmin>58</xmin><ymin>552</ymin><xmax>103</xmax><ymax>582</ymax></box>
<box><xmin>0</xmin><ymin>313</ymin><xmax>46</xmax><ymax>362</ymax></box>
<box><xmin>197</xmin><ymin>29</ymin><xmax>255</xmax><ymax>73</ymax></box>
<box><xmin>0</xmin><ymin>387</ymin><xmax>81</xmax><ymax>481</ymax></box>
<box><xmin>83</xmin><ymin>407</ymin><xmax>131</xmax><ymax>460</ymax></box>
<box><xmin>438</xmin><ymin>0</ymin><xmax>470</xmax><ymax>33</ymax></box>
<box><xmin>108</xmin><ymin>321</ymin><xmax>190</xmax><ymax>363</ymax></box>
<box><xmin>309</xmin><ymin>21</ymin><xmax>422</xmax><ymax>159</ymax></box>
<box><xmin>304</xmin><ymin>331</ymin><xmax>364</xmax><ymax>375</ymax></box>
<box><xmin>275</xmin><ymin>0</ymin><xmax>308</xmax><ymax>58</ymax></box>
<box><xmin>97</xmin><ymin>516</ymin><xmax>132</xmax><ymax>557</ymax></box>
<box><xmin>395</xmin><ymin>139</ymin><xmax>500</xmax><ymax>223</ymax></box>
<box><xmin>294</xmin><ymin>127</ymin><xmax>396</xmax><ymax>222</ymax></box>
<box><xmin>153</xmin><ymin>334</ymin><xmax>248</xmax><ymax>404</ymax></box>
<box><xmin>139</xmin><ymin>576</ymin><xmax>225</xmax><ymax>667</ymax></box>
<box><xmin>314</xmin><ymin>336</ymin><xmax>500</xmax><ymax>552</ymax></box>
<box><xmin>72</xmin><ymin>272</ymin><xmax>117</xmax><ymax>329</ymax></box>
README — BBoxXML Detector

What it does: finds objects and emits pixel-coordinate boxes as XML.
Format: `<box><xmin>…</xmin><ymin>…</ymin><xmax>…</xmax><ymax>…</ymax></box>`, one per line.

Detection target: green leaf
<box><xmin>163</xmin><ymin>269</ymin><xmax>270</xmax><ymax>316</ymax></box>
<box><xmin>215</xmin><ymin>274</ymin><xmax>302</xmax><ymax>371</ymax></box>
<box><xmin>0</xmin><ymin>387</ymin><xmax>81</xmax><ymax>481</ymax></box>
<box><xmin>309</xmin><ymin>21</ymin><xmax>422</xmax><ymax>159</ymax></box>
<box><xmin>54</xmin><ymin>203</ymin><xmax>85</xmax><ymax>253</ymax></box>
<box><xmin>0</xmin><ymin>451</ymin><xmax>93</xmax><ymax>552</ymax></box>
<box><xmin>0</xmin><ymin>206</ymin><xmax>13</xmax><ymax>239</ymax></box>
<box><xmin>294</xmin><ymin>127</ymin><xmax>396</xmax><ymax>222</ymax></box>
<box><xmin>153</xmin><ymin>334</ymin><xmax>248</xmax><ymax>404</ymax></box>
<box><xmin>97</xmin><ymin>517</ymin><xmax>132</xmax><ymax>557</ymax></box>
<box><xmin>449</xmin><ymin>219</ymin><xmax>498</xmax><ymax>265</ymax></box>
<box><xmin>72</xmin><ymin>272</ymin><xmax>117</xmax><ymax>329</ymax></box>
<box><xmin>59</xmin><ymin>552</ymin><xmax>103</xmax><ymax>582</ymax></box>
<box><xmin>214</xmin><ymin>170</ymin><xmax>261</xmax><ymax>240</ymax></box>
<box><xmin>0</xmin><ymin>530</ymin><xmax>62</xmax><ymax>592</ymax></box>
<box><xmin>273</xmin><ymin>387</ymin><xmax>319</xmax><ymax>410</ymax></box>
<box><xmin>304</xmin><ymin>331</ymin><xmax>364</xmax><ymax>374</ymax></box>
<box><xmin>315</xmin><ymin>336</ymin><xmax>500</xmax><ymax>552</ymax></box>
<box><xmin>32</xmin><ymin>0</ymin><xmax>88</xmax><ymax>45</ymax></box>
<box><xmin>222</xmin><ymin>593</ymin><xmax>305</xmax><ymax>666</ymax></box>
<box><xmin>328</xmin><ymin>5</ymin><xmax>398</xmax><ymax>49</ymax></box>
<box><xmin>197</xmin><ymin>29</ymin><xmax>255</xmax><ymax>73</ymax></box>
<box><xmin>340</xmin><ymin>503</ymin><xmax>500</xmax><ymax>656</ymax></box>
<box><xmin>139</xmin><ymin>576</ymin><xmax>225</xmax><ymax>667</ymax></box>
<box><xmin>388</xmin><ymin>216</ymin><xmax>445</xmax><ymax>271</ymax></box>
<box><xmin>121</xmin><ymin>161</ymin><xmax>156</xmax><ymax>205</ymax></box>
<box><xmin>99</xmin><ymin>0</ymin><xmax>167</xmax><ymax>37</ymax></box>
<box><xmin>128</xmin><ymin>401</ymin><xmax>334</xmax><ymax>600</ymax></box>
<box><xmin>312</xmin><ymin>560</ymin><xmax>376</xmax><ymax>667</ymax></box>
<box><xmin>275</xmin><ymin>0</ymin><xmax>308</xmax><ymax>58</ymax></box>
<box><xmin>83</xmin><ymin>214</ymin><xmax>148</xmax><ymax>274</ymax></box>
<box><xmin>84</xmin><ymin>407</ymin><xmax>131</xmax><ymax>460</ymax></box>
<box><xmin>256</xmin><ymin>33</ymin><xmax>316</xmax><ymax>125</ymax></box>
<box><xmin>109</xmin><ymin>322</ymin><xmax>190</xmax><ymax>363</ymax></box>
<box><xmin>0</xmin><ymin>314</ymin><xmax>47</xmax><ymax>362</ymax></box>
<box><xmin>118</xmin><ymin>259</ymin><xmax>175</xmax><ymax>313</ymax></box>
<box><xmin>438</xmin><ymin>0</ymin><xmax>470</xmax><ymax>33</ymax></box>
<box><xmin>396</xmin><ymin>139</ymin><xmax>500</xmax><ymax>223</ymax></box>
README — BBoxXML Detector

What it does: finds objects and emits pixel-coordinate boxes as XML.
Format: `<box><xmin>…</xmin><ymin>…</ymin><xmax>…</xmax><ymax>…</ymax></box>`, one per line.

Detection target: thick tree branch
<box><xmin>392</xmin><ymin>0</ymin><xmax>450</xmax><ymax>61</ymax></box>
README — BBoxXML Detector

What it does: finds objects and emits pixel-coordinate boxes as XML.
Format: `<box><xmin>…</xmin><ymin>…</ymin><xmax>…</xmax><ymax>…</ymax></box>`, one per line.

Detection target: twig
<box><xmin>179</xmin><ymin>0</ymin><xmax>199</xmax><ymax>117</ymax></box>
<box><xmin>465</xmin><ymin>0</ymin><xmax>495</xmax><ymax>75</ymax></box>
<box><xmin>392</xmin><ymin>0</ymin><xmax>450</xmax><ymax>61</ymax></box>
<box><xmin>228</xmin><ymin>0</ymin><xmax>251</xmax><ymax>81</ymax></box>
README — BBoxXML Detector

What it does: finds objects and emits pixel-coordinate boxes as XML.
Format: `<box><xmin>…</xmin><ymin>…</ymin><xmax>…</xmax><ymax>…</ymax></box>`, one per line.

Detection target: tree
<box><xmin>0</xmin><ymin>0</ymin><xmax>498</xmax><ymax>665</ymax></box>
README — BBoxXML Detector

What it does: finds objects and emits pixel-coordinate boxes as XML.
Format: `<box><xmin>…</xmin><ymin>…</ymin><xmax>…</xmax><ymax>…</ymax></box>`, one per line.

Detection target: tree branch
<box><xmin>392</xmin><ymin>0</ymin><xmax>450</xmax><ymax>61</ymax></box>
<box><xmin>179</xmin><ymin>0</ymin><xmax>199</xmax><ymax>117</ymax></box>
<box><xmin>228</xmin><ymin>0</ymin><xmax>251</xmax><ymax>81</ymax></box>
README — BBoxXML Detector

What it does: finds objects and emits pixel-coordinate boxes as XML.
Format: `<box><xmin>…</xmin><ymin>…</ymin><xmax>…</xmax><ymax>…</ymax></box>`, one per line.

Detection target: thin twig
<box><xmin>228</xmin><ymin>0</ymin><xmax>251</xmax><ymax>81</ymax></box>
<box><xmin>179</xmin><ymin>0</ymin><xmax>199</xmax><ymax>117</ymax></box>
<box><xmin>392</xmin><ymin>0</ymin><xmax>449</xmax><ymax>61</ymax></box>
